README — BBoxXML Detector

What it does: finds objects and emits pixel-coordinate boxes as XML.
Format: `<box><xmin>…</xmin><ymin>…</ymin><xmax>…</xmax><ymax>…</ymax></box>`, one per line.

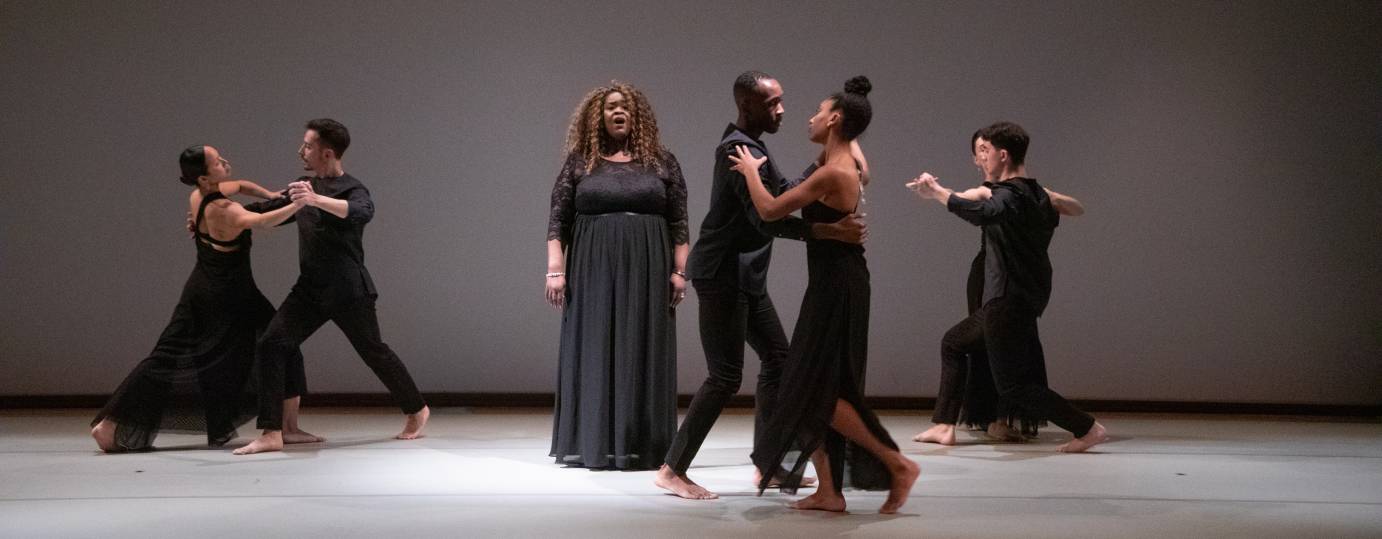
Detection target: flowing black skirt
<box><xmin>92</xmin><ymin>254</ymin><xmax>276</xmax><ymax>451</ymax></box>
<box><xmin>550</xmin><ymin>213</ymin><xmax>677</xmax><ymax>469</ymax></box>
<box><xmin>753</xmin><ymin>242</ymin><xmax>897</xmax><ymax>494</ymax></box>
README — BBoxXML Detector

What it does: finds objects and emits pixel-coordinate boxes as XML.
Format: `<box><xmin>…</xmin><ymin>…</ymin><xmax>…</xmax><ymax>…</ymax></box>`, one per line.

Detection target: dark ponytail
<box><xmin>830</xmin><ymin>75</ymin><xmax>873</xmax><ymax>141</ymax></box>
<box><xmin>178</xmin><ymin>145</ymin><xmax>207</xmax><ymax>186</ymax></box>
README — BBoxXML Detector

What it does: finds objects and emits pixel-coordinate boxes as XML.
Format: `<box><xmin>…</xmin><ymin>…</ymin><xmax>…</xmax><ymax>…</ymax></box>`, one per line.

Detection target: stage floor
<box><xmin>2</xmin><ymin>408</ymin><xmax>1379</xmax><ymax>538</ymax></box>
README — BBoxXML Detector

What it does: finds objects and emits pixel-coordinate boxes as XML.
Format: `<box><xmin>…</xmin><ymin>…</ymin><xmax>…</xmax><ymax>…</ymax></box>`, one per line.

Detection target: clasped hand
<box><xmin>905</xmin><ymin>172</ymin><xmax>948</xmax><ymax>201</ymax></box>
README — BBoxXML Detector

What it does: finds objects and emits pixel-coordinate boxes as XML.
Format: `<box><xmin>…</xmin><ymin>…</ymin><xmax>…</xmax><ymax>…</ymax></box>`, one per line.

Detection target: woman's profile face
<box><xmin>807</xmin><ymin>98</ymin><xmax>835</xmax><ymax>144</ymax></box>
<box><xmin>602</xmin><ymin>91</ymin><xmax>631</xmax><ymax>142</ymax></box>
<box><xmin>202</xmin><ymin>146</ymin><xmax>231</xmax><ymax>182</ymax></box>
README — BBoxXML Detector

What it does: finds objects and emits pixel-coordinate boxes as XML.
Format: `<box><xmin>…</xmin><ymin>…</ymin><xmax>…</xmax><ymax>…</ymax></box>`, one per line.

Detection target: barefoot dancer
<box><xmin>908</xmin><ymin>121</ymin><xmax>1108</xmax><ymax>453</ymax></box>
<box><xmin>737</xmin><ymin>77</ymin><xmax>919</xmax><ymax>514</ymax></box>
<box><xmin>237</xmin><ymin>119</ymin><xmax>429</xmax><ymax>455</ymax></box>
<box><xmin>915</xmin><ymin>130</ymin><xmax>1085</xmax><ymax>446</ymax></box>
<box><xmin>92</xmin><ymin>145</ymin><xmax>304</xmax><ymax>452</ymax></box>
<box><xmin>654</xmin><ymin>71</ymin><xmax>865</xmax><ymax>500</ymax></box>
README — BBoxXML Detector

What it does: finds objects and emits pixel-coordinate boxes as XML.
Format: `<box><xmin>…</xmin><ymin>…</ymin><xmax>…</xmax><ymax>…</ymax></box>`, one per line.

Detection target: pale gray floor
<box><xmin>2</xmin><ymin>408</ymin><xmax>1380</xmax><ymax>538</ymax></box>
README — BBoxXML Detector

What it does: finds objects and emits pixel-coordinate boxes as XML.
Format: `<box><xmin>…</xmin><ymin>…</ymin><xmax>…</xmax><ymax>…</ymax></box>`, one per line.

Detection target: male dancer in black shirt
<box><xmin>236</xmin><ymin>119</ymin><xmax>429</xmax><ymax>455</ymax></box>
<box><xmin>655</xmin><ymin>71</ymin><xmax>867</xmax><ymax>498</ymax></box>
<box><xmin>916</xmin><ymin>129</ymin><xmax>1085</xmax><ymax>446</ymax></box>
<box><xmin>908</xmin><ymin>121</ymin><xmax>1107</xmax><ymax>453</ymax></box>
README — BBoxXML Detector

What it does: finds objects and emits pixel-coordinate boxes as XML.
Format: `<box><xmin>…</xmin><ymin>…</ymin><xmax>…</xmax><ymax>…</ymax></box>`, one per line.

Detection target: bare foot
<box><xmin>789</xmin><ymin>491</ymin><xmax>846</xmax><ymax>512</ymax></box>
<box><xmin>283</xmin><ymin>429</ymin><xmax>324</xmax><ymax>444</ymax></box>
<box><xmin>984</xmin><ymin>422</ymin><xmax>1024</xmax><ymax>442</ymax></box>
<box><xmin>654</xmin><ymin>465</ymin><xmax>718</xmax><ymax>500</ymax></box>
<box><xmin>1058</xmin><ymin>422</ymin><xmax>1108</xmax><ymax>453</ymax></box>
<box><xmin>913</xmin><ymin>423</ymin><xmax>955</xmax><ymax>445</ymax></box>
<box><xmin>91</xmin><ymin>419</ymin><xmax>120</xmax><ymax>453</ymax></box>
<box><xmin>396</xmin><ymin>406</ymin><xmax>429</xmax><ymax>440</ymax></box>
<box><xmin>880</xmin><ymin>457</ymin><xmax>921</xmax><ymax>514</ymax></box>
<box><xmin>753</xmin><ymin>468</ymin><xmax>818</xmax><ymax>488</ymax></box>
<box><xmin>233</xmin><ymin>431</ymin><xmax>284</xmax><ymax>455</ymax></box>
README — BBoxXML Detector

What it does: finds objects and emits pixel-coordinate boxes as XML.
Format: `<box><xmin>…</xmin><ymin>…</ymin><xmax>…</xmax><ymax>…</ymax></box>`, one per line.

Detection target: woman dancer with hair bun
<box><xmin>91</xmin><ymin>145</ymin><xmax>303</xmax><ymax>452</ymax></box>
<box><xmin>733</xmin><ymin>76</ymin><xmax>919</xmax><ymax>514</ymax></box>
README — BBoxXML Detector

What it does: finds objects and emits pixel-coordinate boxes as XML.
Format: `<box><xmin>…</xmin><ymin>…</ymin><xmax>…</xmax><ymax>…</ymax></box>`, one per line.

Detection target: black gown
<box><xmin>753</xmin><ymin>199</ymin><xmax>898</xmax><ymax>494</ymax></box>
<box><xmin>547</xmin><ymin>153</ymin><xmax>688</xmax><ymax>469</ymax></box>
<box><xmin>91</xmin><ymin>192</ymin><xmax>292</xmax><ymax>450</ymax></box>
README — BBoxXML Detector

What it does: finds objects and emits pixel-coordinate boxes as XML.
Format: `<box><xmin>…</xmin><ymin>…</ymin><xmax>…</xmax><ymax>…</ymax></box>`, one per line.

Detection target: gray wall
<box><xmin>2</xmin><ymin>0</ymin><xmax>1379</xmax><ymax>405</ymax></box>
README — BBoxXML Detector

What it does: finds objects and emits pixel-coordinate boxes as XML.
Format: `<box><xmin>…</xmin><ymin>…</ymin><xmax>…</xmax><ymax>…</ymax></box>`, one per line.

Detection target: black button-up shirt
<box><xmin>248</xmin><ymin>173</ymin><xmax>378</xmax><ymax>309</ymax></box>
<box><xmin>946</xmin><ymin>177</ymin><xmax>1059</xmax><ymax>315</ymax></box>
<box><xmin>686</xmin><ymin>124</ymin><xmax>812</xmax><ymax>294</ymax></box>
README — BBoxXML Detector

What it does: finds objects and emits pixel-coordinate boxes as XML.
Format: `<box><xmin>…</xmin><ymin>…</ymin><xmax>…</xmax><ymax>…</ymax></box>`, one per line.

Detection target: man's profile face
<box><xmin>299</xmin><ymin>130</ymin><xmax>327</xmax><ymax>172</ymax></box>
<box><xmin>752</xmin><ymin>78</ymin><xmax>785</xmax><ymax>134</ymax></box>
<box><xmin>974</xmin><ymin>137</ymin><xmax>1005</xmax><ymax>180</ymax></box>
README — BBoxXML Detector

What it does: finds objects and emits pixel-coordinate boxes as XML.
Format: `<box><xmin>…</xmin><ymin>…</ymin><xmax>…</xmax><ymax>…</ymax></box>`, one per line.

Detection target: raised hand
<box><xmin>905</xmin><ymin>172</ymin><xmax>948</xmax><ymax>201</ymax></box>
<box><xmin>727</xmin><ymin>145</ymin><xmax>767</xmax><ymax>178</ymax></box>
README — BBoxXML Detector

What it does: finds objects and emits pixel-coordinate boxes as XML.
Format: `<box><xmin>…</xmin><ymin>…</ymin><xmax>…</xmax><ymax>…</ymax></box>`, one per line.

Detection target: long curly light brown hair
<box><xmin>564</xmin><ymin>81</ymin><xmax>667</xmax><ymax>176</ymax></box>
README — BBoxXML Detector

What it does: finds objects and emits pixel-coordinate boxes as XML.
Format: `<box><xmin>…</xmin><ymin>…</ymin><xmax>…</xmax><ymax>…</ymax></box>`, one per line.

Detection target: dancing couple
<box><xmin>92</xmin><ymin>119</ymin><xmax>429</xmax><ymax>454</ymax></box>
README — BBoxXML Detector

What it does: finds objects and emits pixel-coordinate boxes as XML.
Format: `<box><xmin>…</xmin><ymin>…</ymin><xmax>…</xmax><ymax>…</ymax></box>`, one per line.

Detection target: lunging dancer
<box><xmin>908</xmin><ymin>121</ymin><xmax>1108</xmax><ymax>453</ymax></box>
<box><xmin>915</xmin><ymin>129</ymin><xmax>1085</xmax><ymax>446</ymax></box>
<box><xmin>237</xmin><ymin>119</ymin><xmax>429</xmax><ymax>455</ymax></box>
<box><xmin>92</xmin><ymin>145</ymin><xmax>303</xmax><ymax>452</ymax></box>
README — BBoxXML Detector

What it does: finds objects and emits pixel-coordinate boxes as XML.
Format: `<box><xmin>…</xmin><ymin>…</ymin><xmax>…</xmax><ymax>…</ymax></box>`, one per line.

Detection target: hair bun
<box><xmin>844</xmin><ymin>76</ymin><xmax>872</xmax><ymax>97</ymax></box>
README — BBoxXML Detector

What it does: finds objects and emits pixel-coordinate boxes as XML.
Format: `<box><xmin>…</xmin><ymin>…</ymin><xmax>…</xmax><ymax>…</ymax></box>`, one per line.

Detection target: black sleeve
<box><xmin>546</xmin><ymin>154</ymin><xmax>582</xmax><ymax>244</ymax></box>
<box><xmin>662</xmin><ymin>152</ymin><xmax>690</xmax><ymax>244</ymax></box>
<box><xmin>947</xmin><ymin>185</ymin><xmax>1022</xmax><ymax>226</ymax></box>
<box><xmin>343</xmin><ymin>185</ymin><xmax>375</xmax><ymax>225</ymax></box>
<box><xmin>723</xmin><ymin>145</ymin><xmax>811</xmax><ymax>241</ymax></box>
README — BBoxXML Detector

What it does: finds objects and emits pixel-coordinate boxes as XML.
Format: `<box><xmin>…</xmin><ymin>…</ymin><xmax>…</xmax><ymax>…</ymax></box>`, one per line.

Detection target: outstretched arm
<box><xmin>1045</xmin><ymin>188</ymin><xmax>1085</xmax><ymax>216</ymax></box>
<box><xmin>222</xmin><ymin>198</ymin><xmax>303</xmax><ymax>229</ymax></box>
<box><xmin>218</xmin><ymin>180</ymin><xmax>281</xmax><ymax>200</ymax></box>
<box><xmin>730</xmin><ymin>145</ymin><xmax>836</xmax><ymax>222</ymax></box>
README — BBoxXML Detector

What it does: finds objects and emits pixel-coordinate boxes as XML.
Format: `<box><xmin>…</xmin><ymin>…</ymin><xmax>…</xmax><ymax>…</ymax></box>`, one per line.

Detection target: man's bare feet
<box><xmin>1057</xmin><ymin>422</ymin><xmax>1108</xmax><ymax>453</ymax></box>
<box><xmin>789</xmin><ymin>491</ymin><xmax>847</xmax><ymax>512</ymax></box>
<box><xmin>753</xmin><ymin>468</ymin><xmax>818</xmax><ymax>488</ymax></box>
<box><xmin>233</xmin><ymin>431</ymin><xmax>284</xmax><ymax>455</ymax></box>
<box><xmin>880</xmin><ymin>457</ymin><xmax>921</xmax><ymax>514</ymax></box>
<box><xmin>91</xmin><ymin>419</ymin><xmax>119</xmax><ymax>453</ymax></box>
<box><xmin>396</xmin><ymin>405</ymin><xmax>429</xmax><ymax>440</ymax></box>
<box><xmin>985</xmin><ymin>422</ymin><xmax>1024</xmax><ymax>442</ymax></box>
<box><xmin>653</xmin><ymin>465</ymin><xmax>718</xmax><ymax>500</ymax></box>
<box><xmin>283</xmin><ymin>429</ymin><xmax>324</xmax><ymax>444</ymax></box>
<box><xmin>913</xmin><ymin>423</ymin><xmax>955</xmax><ymax>445</ymax></box>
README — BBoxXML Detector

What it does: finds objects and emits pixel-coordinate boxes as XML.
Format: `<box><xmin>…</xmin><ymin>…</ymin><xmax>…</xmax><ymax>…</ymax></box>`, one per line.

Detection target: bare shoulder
<box><xmin>809</xmin><ymin>163</ymin><xmax>853</xmax><ymax>184</ymax></box>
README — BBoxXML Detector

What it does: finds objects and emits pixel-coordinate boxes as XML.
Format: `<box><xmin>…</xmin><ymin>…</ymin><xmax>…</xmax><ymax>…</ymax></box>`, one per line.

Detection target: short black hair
<box><xmin>178</xmin><ymin>145</ymin><xmax>207</xmax><ymax>186</ymax></box>
<box><xmin>979</xmin><ymin>121</ymin><xmax>1029</xmax><ymax>165</ymax></box>
<box><xmin>306</xmin><ymin>118</ymin><xmax>350</xmax><ymax>158</ymax></box>
<box><xmin>829</xmin><ymin>76</ymin><xmax>872</xmax><ymax>141</ymax></box>
<box><xmin>970</xmin><ymin>129</ymin><xmax>983</xmax><ymax>154</ymax></box>
<box><xmin>733</xmin><ymin>70</ymin><xmax>773</xmax><ymax>102</ymax></box>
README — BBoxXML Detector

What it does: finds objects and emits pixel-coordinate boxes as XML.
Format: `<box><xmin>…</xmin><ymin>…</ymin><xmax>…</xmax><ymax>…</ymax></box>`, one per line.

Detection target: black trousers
<box><xmin>931</xmin><ymin>314</ymin><xmax>997</xmax><ymax>425</ymax></box>
<box><xmin>978</xmin><ymin>296</ymin><xmax>1094</xmax><ymax>437</ymax></box>
<box><xmin>663</xmin><ymin>271</ymin><xmax>788</xmax><ymax>473</ymax></box>
<box><xmin>256</xmin><ymin>291</ymin><xmax>425</xmax><ymax>429</ymax></box>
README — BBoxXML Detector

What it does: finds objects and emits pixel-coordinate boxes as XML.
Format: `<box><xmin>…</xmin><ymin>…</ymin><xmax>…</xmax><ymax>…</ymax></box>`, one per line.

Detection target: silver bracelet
<box><xmin>671</xmin><ymin>270</ymin><xmax>688</xmax><ymax>279</ymax></box>
<box><xmin>545</xmin><ymin>272</ymin><xmax>564</xmax><ymax>278</ymax></box>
